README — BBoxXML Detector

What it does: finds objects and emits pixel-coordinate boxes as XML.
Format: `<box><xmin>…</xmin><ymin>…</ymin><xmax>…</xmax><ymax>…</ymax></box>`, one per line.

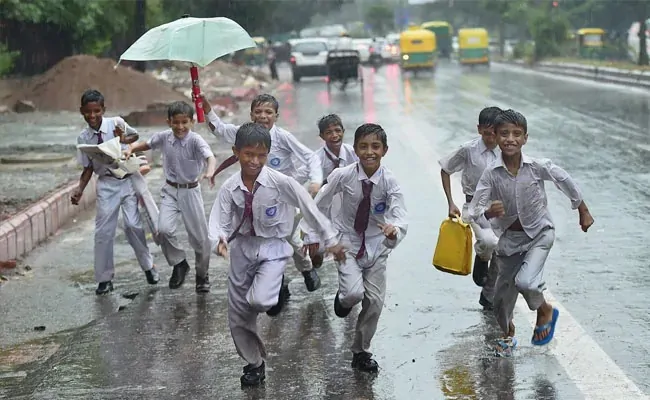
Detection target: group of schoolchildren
<box><xmin>72</xmin><ymin>86</ymin><xmax>593</xmax><ymax>386</ymax></box>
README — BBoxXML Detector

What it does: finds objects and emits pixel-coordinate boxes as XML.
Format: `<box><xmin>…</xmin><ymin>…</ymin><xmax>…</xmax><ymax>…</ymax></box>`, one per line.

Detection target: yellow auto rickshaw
<box><xmin>457</xmin><ymin>28</ymin><xmax>489</xmax><ymax>66</ymax></box>
<box><xmin>421</xmin><ymin>21</ymin><xmax>453</xmax><ymax>58</ymax></box>
<box><xmin>577</xmin><ymin>28</ymin><xmax>605</xmax><ymax>59</ymax></box>
<box><xmin>242</xmin><ymin>36</ymin><xmax>268</xmax><ymax>66</ymax></box>
<box><xmin>399</xmin><ymin>27</ymin><xmax>437</xmax><ymax>74</ymax></box>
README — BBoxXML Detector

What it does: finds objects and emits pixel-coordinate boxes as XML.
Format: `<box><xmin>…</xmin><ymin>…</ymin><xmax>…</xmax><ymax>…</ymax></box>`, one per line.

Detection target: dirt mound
<box><xmin>6</xmin><ymin>55</ymin><xmax>187</xmax><ymax>112</ymax></box>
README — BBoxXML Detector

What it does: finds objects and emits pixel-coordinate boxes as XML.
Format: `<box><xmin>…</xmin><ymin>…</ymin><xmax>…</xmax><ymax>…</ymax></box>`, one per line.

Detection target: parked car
<box><xmin>289</xmin><ymin>38</ymin><xmax>330</xmax><ymax>82</ymax></box>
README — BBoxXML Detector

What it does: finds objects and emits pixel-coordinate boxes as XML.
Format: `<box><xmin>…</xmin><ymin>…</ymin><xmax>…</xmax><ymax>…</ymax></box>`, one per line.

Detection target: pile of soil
<box><xmin>6</xmin><ymin>55</ymin><xmax>187</xmax><ymax>112</ymax></box>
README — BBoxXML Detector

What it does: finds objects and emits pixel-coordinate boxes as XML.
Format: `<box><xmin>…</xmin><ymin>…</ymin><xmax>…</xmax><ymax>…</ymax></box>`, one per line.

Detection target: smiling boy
<box><xmin>125</xmin><ymin>101</ymin><xmax>217</xmax><ymax>293</ymax></box>
<box><xmin>302</xmin><ymin>123</ymin><xmax>408</xmax><ymax>372</ymax></box>
<box><xmin>208</xmin><ymin>122</ymin><xmax>344</xmax><ymax>386</ymax></box>
<box><xmin>469</xmin><ymin>109</ymin><xmax>594</xmax><ymax>356</ymax></box>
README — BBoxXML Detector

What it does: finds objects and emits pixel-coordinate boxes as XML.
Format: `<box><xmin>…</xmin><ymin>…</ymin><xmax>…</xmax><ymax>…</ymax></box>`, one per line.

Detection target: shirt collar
<box><xmin>477</xmin><ymin>138</ymin><xmax>498</xmax><ymax>155</ymax></box>
<box><xmin>167</xmin><ymin>130</ymin><xmax>193</xmax><ymax>146</ymax></box>
<box><xmin>232</xmin><ymin>165</ymin><xmax>271</xmax><ymax>193</ymax></box>
<box><xmin>356</xmin><ymin>162</ymin><xmax>383</xmax><ymax>184</ymax></box>
<box><xmin>88</xmin><ymin>117</ymin><xmax>109</xmax><ymax>136</ymax></box>
<box><xmin>493</xmin><ymin>152</ymin><xmax>532</xmax><ymax>170</ymax></box>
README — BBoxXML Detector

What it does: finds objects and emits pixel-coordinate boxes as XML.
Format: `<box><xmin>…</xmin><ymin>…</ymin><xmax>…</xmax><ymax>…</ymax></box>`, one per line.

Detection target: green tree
<box><xmin>365</xmin><ymin>3</ymin><xmax>395</xmax><ymax>36</ymax></box>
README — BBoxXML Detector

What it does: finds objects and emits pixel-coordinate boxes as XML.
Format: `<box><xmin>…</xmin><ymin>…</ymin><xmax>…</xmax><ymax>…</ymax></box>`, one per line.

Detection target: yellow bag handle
<box><xmin>447</xmin><ymin>215</ymin><xmax>470</xmax><ymax>228</ymax></box>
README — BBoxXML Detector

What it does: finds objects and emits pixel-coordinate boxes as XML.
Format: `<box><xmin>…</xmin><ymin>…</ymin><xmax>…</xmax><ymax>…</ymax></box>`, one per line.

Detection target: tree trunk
<box><xmin>134</xmin><ymin>0</ymin><xmax>147</xmax><ymax>72</ymax></box>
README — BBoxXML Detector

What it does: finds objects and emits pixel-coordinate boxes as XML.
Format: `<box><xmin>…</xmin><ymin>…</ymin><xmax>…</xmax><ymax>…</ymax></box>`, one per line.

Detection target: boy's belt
<box><xmin>166</xmin><ymin>180</ymin><xmax>198</xmax><ymax>189</ymax></box>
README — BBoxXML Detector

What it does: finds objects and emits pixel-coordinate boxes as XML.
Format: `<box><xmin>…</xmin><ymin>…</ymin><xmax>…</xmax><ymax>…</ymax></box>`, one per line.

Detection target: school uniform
<box><xmin>439</xmin><ymin>137</ymin><xmax>500</xmax><ymax>302</ymax></box>
<box><xmin>208</xmin><ymin>166</ymin><xmax>337</xmax><ymax>375</ymax></box>
<box><xmin>76</xmin><ymin>117</ymin><xmax>154</xmax><ymax>284</ymax></box>
<box><xmin>146</xmin><ymin>130</ymin><xmax>214</xmax><ymax>287</ymax></box>
<box><xmin>206</xmin><ymin>110</ymin><xmax>322</xmax><ymax>277</ymax></box>
<box><xmin>469</xmin><ymin>154</ymin><xmax>583</xmax><ymax>336</ymax></box>
<box><xmin>302</xmin><ymin>163</ymin><xmax>408</xmax><ymax>358</ymax></box>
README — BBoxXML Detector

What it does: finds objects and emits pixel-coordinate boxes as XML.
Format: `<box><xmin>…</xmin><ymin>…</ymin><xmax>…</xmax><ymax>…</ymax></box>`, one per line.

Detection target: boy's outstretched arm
<box><xmin>208</xmin><ymin>186</ymin><xmax>234</xmax><ymax>257</ymax></box>
<box><xmin>201</xmin><ymin>94</ymin><xmax>239</xmax><ymax>144</ymax></box>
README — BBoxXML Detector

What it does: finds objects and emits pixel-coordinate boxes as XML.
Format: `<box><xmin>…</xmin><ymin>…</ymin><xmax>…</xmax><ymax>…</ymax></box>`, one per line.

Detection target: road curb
<box><xmin>0</xmin><ymin>176</ymin><xmax>98</xmax><ymax>262</ymax></box>
<box><xmin>494</xmin><ymin>60</ymin><xmax>650</xmax><ymax>89</ymax></box>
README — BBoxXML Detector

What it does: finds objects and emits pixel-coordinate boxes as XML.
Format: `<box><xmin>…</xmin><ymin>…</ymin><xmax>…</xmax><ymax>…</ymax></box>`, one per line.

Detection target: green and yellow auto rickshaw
<box><xmin>457</xmin><ymin>28</ymin><xmax>489</xmax><ymax>66</ymax></box>
<box><xmin>421</xmin><ymin>21</ymin><xmax>453</xmax><ymax>58</ymax></box>
<box><xmin>577</xmin><ymin>28</ymin><xmax>605</xmax><ymax>59</ymax></box>
<box><xmin>399</xmin><ymin>27</ymin><xmax>437</xmax><ymax>74</ymax></box>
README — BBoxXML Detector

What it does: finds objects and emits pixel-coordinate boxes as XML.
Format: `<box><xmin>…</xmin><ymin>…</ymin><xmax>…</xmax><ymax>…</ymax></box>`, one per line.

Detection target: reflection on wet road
<box><xmin>1</xmin><ymin>62</ymin><xmax>650</xmax><ymax>399</ymax></box>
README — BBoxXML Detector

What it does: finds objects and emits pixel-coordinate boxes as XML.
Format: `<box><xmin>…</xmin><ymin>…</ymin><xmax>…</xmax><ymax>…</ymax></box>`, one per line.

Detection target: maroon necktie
<box><xmin>228</xmin><ymin>183</ymin><xmax>260</xmax><ymax>243</ymax></box>
<box><xmin>354</xmin><ymin>179</ymin><xmax>373</xmax><ymax>259</ymax></box>
<box><xmin>213</xmin><ymin>155</ymin><xmax>238</xmax><ymax>178</ymax></box>
<box><xmin>322</xmin><ymin>151</ymin><xmax>340</xmax><ymax>185</ymax></box>
<box><xmin>97</xmin><ymin>131</ymin><xmax>103</xmax><ymax>144</ymax></box>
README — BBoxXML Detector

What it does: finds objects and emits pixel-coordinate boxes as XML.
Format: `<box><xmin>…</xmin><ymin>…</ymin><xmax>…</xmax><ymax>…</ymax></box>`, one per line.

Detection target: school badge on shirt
<box><xmin>373</xmin><ymin>202</ymin><xmax>387</xmax><ymax>214</ymax></box>
<box><xmin>265</xmin><ymin>206</ymin><xmax>278</xmax><ymax>217</ymax></box>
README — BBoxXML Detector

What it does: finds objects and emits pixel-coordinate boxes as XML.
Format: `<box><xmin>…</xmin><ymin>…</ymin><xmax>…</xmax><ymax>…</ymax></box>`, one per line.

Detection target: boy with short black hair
<box><xmin>209</xmin><ymin>122</ymin><xmax>344</xmax><ymax>386</ymax></box>
<box><xmin>72</xmin><ymin>89</ymin><xmax>157</xmax><ymax>295</ymax></box>
<box><xmin>124</xmin><ymin>101</ymin><xmax>217</xmax><ymax>293</ymax></box>
<box><xmin>202</xmin><ymin>93</ymin><xmax>323</xmax><ymax>294</ymax></box>
<box><xmin>439</xmin><ymin>106</ymin><xmax>502</xmax><ymax>310</ymax></box>
<box><xmin>302</xmin><ymin>123</ymin><xmax>408</xmax><ymax>373</ymax></box>
<box><xmin>469</xmin><ymin>109</ymin><xmax>594</xmax><ymax>356</ymax></box>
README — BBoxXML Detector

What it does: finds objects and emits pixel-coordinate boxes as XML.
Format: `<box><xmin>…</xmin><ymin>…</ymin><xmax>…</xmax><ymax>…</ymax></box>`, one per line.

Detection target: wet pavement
<box><xmin>1</xmin><ymin>61</ymin><xmax>650</xmax><ymax>399</ymax></box>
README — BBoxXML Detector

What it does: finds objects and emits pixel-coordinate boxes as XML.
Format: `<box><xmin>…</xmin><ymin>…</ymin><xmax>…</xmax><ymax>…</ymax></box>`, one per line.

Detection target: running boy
<box><xmin>297</xmin><ymin>114</ymin><xmax>359</xmax><ymax>268</ymax></box>
<box><xmin>438</xmin><ymin>106</ymin><xmax>502</xmax><ymax>310</ymax></box>
<box><xmin>201</xmin><ymin>94</ymin><xmax>323</xmax><ymax>293</ymax></box>
<box><xmin>71</xmin><ymin>89</ymin><xmax>157</xmax><ymax>295</ymax></box>
<box><xmin>124</xmin><ymin>101</ymin><xmax>217</xmax><ymax>293</ymax></box>
<box><xmin>209</xmin><ymin>122</ymin><xmax>344</xmax><ymax>386</ymax></box>
<box><xmin>469</xmin><ymin>109</ymin><xmax>594</xmax><ymax>355</ymax></box>
<box><xmin>302</xmin><ymin>123</ymin><xmax>408</xmax><ymax>372</ymax></box>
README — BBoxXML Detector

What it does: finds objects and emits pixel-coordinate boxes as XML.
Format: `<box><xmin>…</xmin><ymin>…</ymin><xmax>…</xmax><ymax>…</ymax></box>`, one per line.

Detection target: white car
<box><xmin>352</xmin><ymin>38</ymin><xmax>373</xmax><ymax>63</ymax></box>
<box><xmin>289</xmin><ymin>38</ymin><xmax>330</xmax><ymax>82</ymax></box>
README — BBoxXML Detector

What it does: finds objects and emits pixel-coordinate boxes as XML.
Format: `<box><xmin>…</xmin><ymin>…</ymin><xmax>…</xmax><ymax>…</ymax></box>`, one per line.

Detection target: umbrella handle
<box><xmin>190</xmin><ymin>66</ymin><xmax>205</xmax><ymax>123</ymax></box>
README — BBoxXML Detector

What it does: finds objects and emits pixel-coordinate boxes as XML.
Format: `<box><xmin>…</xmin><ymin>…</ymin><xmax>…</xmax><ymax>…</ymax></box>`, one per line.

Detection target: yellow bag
<box><xmin>432</xmin><ymin>217</ymin><xmax>473</xmax><ymax>276</ymax></box>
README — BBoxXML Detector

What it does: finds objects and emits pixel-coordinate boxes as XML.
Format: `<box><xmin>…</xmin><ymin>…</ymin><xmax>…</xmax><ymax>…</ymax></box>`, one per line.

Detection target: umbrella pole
<box><xmin>190</xmin><ymin>64</ymin><xmax>205</xmax><ymax>123</ymax></box>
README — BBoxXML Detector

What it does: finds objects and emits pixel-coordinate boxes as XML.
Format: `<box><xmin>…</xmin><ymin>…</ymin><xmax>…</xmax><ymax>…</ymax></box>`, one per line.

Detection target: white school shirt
<box><xmin>302</xmin><ymin>162</ymin><xmax>408</xmax><ymax>255</ymax></box>
<box><xmin>77</xmin><ymin>117</ymin><xmax>134</xmax><ymax>177</ymax></box>
<box><xmin>438</xmin><ymin>137</ymin><xmax>499</xmax><ymax>197</ymax></box>
<box><xmin>294</xmin><ymin>143</ymin><xmax>359</xmax><ymax>184</ymax></box>
<box><xmin>206</xmin><ymin>109</ymin><xmax>323</xmax><ymax>183</ymax></box>
<box><xmin>469</xmin><ymin>153</ymin><xmax>584</xmax><ymax>239</ymax></box>
<box><xmin>146</xmin><ymin>130</ymin><xmax>214</xmax><ymax>184</ymax></box>
<box><xmin>208</xmin><ymin>166</ymin><xmax>338</xmax><ymax>252</ymax></box>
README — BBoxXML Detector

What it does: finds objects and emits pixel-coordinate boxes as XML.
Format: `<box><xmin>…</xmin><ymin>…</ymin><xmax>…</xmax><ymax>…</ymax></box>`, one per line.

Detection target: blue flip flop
<box><xmin>531</xmin><ymin>308</ymin><xmax>559</xmax><ymax>346</ymax></box>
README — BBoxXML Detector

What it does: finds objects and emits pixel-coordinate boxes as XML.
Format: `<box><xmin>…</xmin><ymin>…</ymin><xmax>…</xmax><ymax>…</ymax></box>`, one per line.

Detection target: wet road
<box><xmin>2</xmin><ymin>61</ymin><xmax>650</xmax><ymax>399</ymax></box>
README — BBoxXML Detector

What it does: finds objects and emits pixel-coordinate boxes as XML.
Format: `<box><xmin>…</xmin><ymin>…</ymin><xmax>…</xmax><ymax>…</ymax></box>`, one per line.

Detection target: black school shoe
<box><xmin>169</xmin><ymin>259</ymin><xmax>190</xmax><ymax>289</ymax></box>
<box><xmin>334</xmin><ymin>291</ymin><xmax>352</xmax><ymax>318</ymax></box>
<box><xmin>479</xmin><ymin>292</ymin><xmax>493</xmax><ymax>311</ymax></box>
<box><xmin>266</xmin><ymin>275</ymin><xmax>290</xmax><ymax>317</ymax></box>
<box><xmin>144</xmin><ymin>266</ymin><xmax>160</xmax><ymax>285</ymax></box>
<box><xmin>241</xmin><ymin>361</ymin><xmax>266</xmax><ymax>386</ymax></box>
<box><xmin>352</xmin><ymin>352</ymin><xmax>379</xmax><ymax>372</ymax></box>
<box><xmin>302</xmin><ymin>269</ymin><xmax>321</xmax><ymax>292</ymax></box>
<box><xmin>196</xmin><ymin>273</ymin><xmax>211</xmax><ymax>293</ymax></box>
<box><xmin>472</xmin><ymin>255</ymin><xmax>489</xmax><ymax>287</ymax></box>
<box><xmin>95</xmin><ymin>281</ymin><xmax>114</xmax><ymax>295</ymax></box>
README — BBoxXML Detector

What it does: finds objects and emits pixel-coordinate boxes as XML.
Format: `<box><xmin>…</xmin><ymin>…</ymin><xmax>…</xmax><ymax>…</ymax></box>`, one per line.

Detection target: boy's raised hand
<box><xmin>199</xmin><ymin>94</ymin><xmax>212</xmax><ymax>114</ymax></box>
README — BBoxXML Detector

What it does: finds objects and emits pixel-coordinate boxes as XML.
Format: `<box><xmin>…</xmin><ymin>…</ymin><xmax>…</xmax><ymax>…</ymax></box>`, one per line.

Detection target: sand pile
<box><xmin>7</xmin><ymin>55</ymin><xmax>187</xmax><ymax>112</ymax></box>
